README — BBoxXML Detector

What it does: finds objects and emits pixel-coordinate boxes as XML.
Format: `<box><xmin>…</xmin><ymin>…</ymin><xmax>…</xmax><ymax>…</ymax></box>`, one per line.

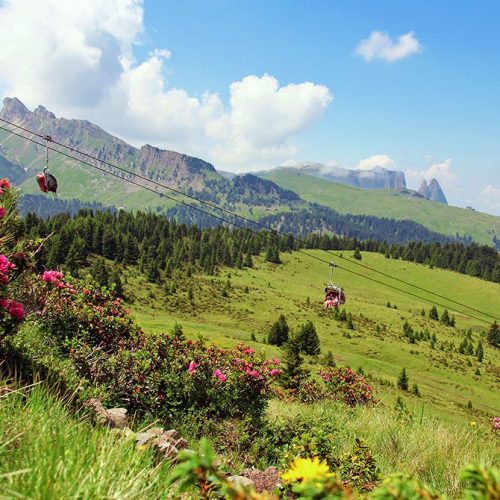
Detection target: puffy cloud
<box><xmin>406</xmin><ymin>158</ymin><xmax>458</xmax><ymax>190</ymax></box>
<box><xmin>0</xmin><ymin>0</ymin><xmax>332</xmax><ymax>170</ymax></box>
<box><xmin>355</xmin><ymin>31</ymin><xmax>422</xmax><ymax>63</ymax></box>
<box><xmin>0</xmin><ymin>0</ymin><xmax>143</xmax><ymax>110</ymax></box>
<box><xmin>356</xmin><ymin>154</ymin><xmax>396</xmax><ymax>170</ymax></box>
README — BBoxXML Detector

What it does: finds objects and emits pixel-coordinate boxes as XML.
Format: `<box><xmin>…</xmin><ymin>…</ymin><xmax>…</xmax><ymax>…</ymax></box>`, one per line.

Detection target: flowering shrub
<box><xmin>320</xmin><ymin>367</ymin><xmax>374</xmax><ymax>406</ymax></box>
<box><xmin>0</xmin><ymin>179</ymin><xmax>26</xmax><ymax>332</ymax></box>
<box><xmin>33</xmin><ymin>270</ymin><xmax>280</xmax><ymax>423</ymax></box>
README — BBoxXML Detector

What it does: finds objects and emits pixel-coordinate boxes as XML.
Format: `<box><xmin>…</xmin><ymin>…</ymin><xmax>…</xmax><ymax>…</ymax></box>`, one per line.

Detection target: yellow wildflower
<box><xmin>470</xmin><ymin>421</ymin><xmax>477</xmax><ymax>427</ymax></box>
<box><xmin>281</xmin><ymin>457</ymin><xmax>332</xmax><ymax>483</ymax></box>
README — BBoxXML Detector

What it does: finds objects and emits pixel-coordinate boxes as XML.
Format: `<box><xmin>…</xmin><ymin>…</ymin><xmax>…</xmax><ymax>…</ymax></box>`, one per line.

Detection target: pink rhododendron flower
<box><xmin>0</xmin><ymin>299</ymin><xmax>25</xmax><ymax>321</ymax></box>
<box><xmin>243</xmin><ymin>348</ymin><xmax>255</xmax><ymax>355</ymax></box>
<box><xmin>213</xmin><ymin>369</ymin><xmax>227</xmax><ymax>382</ymax></box>
<box><xmin>269</xmin><ymin>369</ymin><xmax>281</xmax><ymax>377</ymax></box>
<box><xmin>83</xmin><ymin>289</ymin><xmax>90</xmax><ymax>295</ymax></box>
<box><xmin>42</xmin><ymin>270</ymin><xmax>64</xmax><ymax>283</ymax></box>
<box><xmin>188</xmin><ymin>361</ymin><xmax>198</xmax><ymax>374</ymax></box>
<box><xmin>0</xmin><ymin>207</ymin><xmax>5</xmax><ymax>218</ymax></box>
<box><xmin>0</xmin><ymin>178</ymin><xmax>11</xmax><ymax>189</ymax></box>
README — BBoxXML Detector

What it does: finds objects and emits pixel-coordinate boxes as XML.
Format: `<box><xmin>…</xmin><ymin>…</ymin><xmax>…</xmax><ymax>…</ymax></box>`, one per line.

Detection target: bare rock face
<box><xmin>85</xmin><ymin>399</ymin><xmax>129</xmax><ymax>429</ymax></box>
<box><xmin>418</xmin><ymin>178</ymin><xmax>448</xmax><ymax>204</ymax></box>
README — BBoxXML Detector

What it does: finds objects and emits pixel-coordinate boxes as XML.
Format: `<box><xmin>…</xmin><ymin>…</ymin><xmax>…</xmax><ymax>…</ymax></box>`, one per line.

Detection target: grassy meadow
<box><xmin>126</xmin><ymin>250</ymin><xmax>500</xmax><ymax>425</ymax></box>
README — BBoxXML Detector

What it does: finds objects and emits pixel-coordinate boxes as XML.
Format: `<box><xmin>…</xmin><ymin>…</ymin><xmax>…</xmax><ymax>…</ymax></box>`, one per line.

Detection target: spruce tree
<box><xmin>429</xmin><ymin>306</ymin><xmax>439</xmax><ymax>321</ymax></box>
<box><xmin>244</xmin><ymin>251</ymin><xmax>254</xmax><ymax>268</ymax></box>
<box><xmin>64</xmin><ymin>236</ymin><xmax>86</xmax><ymax>276</ymax></box>
<box><xmin>487</xmin><ymin>321</ymin><xmax>499</xmax><ymax>348</ymax></box>
<box><xmin>297</xmin><ymin>320</ymin><xmax>321</xmax><ymax>355</ymax></box>
<box><xmin>476</xmin><ymin>341</ymin><xmax>484</xmax><ymax>362</ymax></box>
<box><xmin>411</xmin><ymin>383</ymin><xmax>420</xmax><ymax>397</ymax></box>
<box><xmin>397</xmin><ymin>367</ymin><xmax>409</xmax><ymax>391</ymax></box>
<box><xmin>268</xmin><ymin>314</ymin><xmax>290</xmax><ymax>346</ymax></box>
<box><xmin>265</xmin><ymin>243</ymin><xmax>281</xmax><ymax>264</ymax></box>
<box><xmin>353</xmin><ymin>247</ymin><xmax>362</xmax><ymax>260</ymax></box>
<box><xmin>110</xmin><ymin>269</ymin><xmax>124</xmax><ymax>297</ymax></box>
<box><xmin>346</xmin><ymin>313</ymin><xmax>354</xmax><ymax>330</ymax></box>
<box><xmin>281</xmin><ymin>335</ymin><xmax>308</xmax><ymax>390</ymax></box>
<box><xmin>171</xmin><ymin>322</ymin><xmax>185</xmax><ymax>340</ymax></box>
<box><xmin>440</xmin><ymin>309</ymin><xmax>451</xmax><ymax>326</ymax></box>
<box><xmin>90</xmin><ymin>257</ymin><xmax>109</xmax><ymax>287</ymax></box>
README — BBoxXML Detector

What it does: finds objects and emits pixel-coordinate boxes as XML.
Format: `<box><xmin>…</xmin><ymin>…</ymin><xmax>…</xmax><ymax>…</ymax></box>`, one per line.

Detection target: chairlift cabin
<box><xmin>324</xmin><ymin>262</ymin><xmax>346</xmax><ymax>309</ymax></box>
<box><xmin>36</xmin><ymin>135</ymin><xmax>58</xmax><ymax>195</ymax></box>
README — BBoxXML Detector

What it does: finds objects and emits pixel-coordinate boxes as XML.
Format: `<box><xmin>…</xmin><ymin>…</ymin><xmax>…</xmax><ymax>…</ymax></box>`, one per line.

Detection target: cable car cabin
<box><xmin>36</xmin><ymin>169</ymin><xmax>58</xmax><ymax>195</ymax></box>
<box><xmin>324</xmin><ymin>285</ymin><xmax>346</xmax><ymax>309</ymax></box>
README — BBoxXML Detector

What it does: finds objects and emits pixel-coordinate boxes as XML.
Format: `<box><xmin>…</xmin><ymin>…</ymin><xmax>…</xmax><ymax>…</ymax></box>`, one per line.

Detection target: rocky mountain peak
<box><xmin>418</xmin><ymin>178</ymin><xmax>448</xmax><ymax>204</ymax></box>
<box><xmin>33</xmin><ymin>105</ymin><xmax>56</xmax><ymax>120</ymax></box>
<box><xmin>0</xmin><ymin>97</ymin><xmax>31</xmax><ymax>121</ymax></box>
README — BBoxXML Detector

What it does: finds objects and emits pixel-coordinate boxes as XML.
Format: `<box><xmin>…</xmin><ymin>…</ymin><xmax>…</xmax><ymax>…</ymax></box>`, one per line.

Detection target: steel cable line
<box><xmin>1</xmin><ymin>116</ymin><xmax>499</xmax><ymax>322</ymax></box>
<box><xmin>0</xmin><ymin>122</ymin><xmax>496</xmax><ymax>325</ymax></box>
<box><xmin>2</xmin><ymin>117</ymin><xmax>498</xmax><ymax>322</ymax></box>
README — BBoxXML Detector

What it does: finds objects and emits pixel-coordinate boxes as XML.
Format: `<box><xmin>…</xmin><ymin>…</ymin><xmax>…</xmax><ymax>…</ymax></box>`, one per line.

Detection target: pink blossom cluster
<box><xmin>492</xmin><ymin>417</ymin><xmax>500</xmax><ymax>431</ymax></box>
<box><xmin>0</xmin><ymin>255</ymin><xmax>15</xmax><ymax>284</ymax></box>
<box><xmin>0</xmin><ymin>178</ymin><xmax>11</xmax><ymax>196</ymax></box>
<box><xmin>0</xmin><ymin>298</ymin><xmax>24</xmax><ymax>321</ymax></box>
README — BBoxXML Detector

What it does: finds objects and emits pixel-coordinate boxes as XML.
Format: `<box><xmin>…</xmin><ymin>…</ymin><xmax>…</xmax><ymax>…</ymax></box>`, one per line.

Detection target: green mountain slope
<box><xmin>258</xmin><ymin>168</ymin><xmax>500</xmax><ymax>245</ymax></box>
<box><xmin>128</xmin><ymin>250</ymin><xmax>500</xmax><ymax>425</ymax></box>
<box><xmin>0</xmin><ymin>97</ymin><xmax>303</xmax><ymax>216</ymax></box>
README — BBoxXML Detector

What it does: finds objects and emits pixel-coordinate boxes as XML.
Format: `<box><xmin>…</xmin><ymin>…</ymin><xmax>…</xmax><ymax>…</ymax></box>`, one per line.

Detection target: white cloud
<box><xmin>0</xmin><ymin>0</ymin><xmax>332</xmax><ymax>170</ymax></box>
<box><xmin>355</xmin><ymin>31</ymin><xmax>422</xmax><ymax>63</ymax></box>
<box><xmin>406</xmin><ymin>158</ymin><xmax>458</xmax><ymax>190</ymax></box>
<box><xmin>356</xmin><ymin>154</ymin><xmax>396</xmax><ymax>170</ymax></box>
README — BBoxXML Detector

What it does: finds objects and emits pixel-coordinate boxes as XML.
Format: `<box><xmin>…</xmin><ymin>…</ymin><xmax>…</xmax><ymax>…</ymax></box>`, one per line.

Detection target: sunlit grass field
<box><xmin>126</xmin><ymin>250</ymin><xmax>500</xmax><ymax>425</ymax></box>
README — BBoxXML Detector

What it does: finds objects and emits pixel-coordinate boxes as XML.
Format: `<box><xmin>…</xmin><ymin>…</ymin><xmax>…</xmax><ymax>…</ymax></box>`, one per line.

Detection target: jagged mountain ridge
<box><xmin>0</xmin><ymin>97</ymin><xmax>301</xmax><ymax>210</ymax></box>
<box><xmin>418</xmin><ymin>179</ymin><xmax>448</xmax><ymax>204</ymax></box>
<box><xmin>265</xmin><ymin>162</ymin><xmax>407</xmax><ymax>190</ymax></box>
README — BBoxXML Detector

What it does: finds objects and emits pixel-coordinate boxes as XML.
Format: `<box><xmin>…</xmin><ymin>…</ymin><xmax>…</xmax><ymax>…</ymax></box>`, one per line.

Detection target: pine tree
<box><xmin>281</xmin><ymin>335</ymin><xmax>308</xmax><ymax>390</ymax></box>
<box><xmin>440</xmin><ymin>309</ymin><xmax>451</xmax><ymax>326</ymax></box>
<box><xmin>64</xmin><ymin>236</ymin><xmax>86</xmax><ymax>275</ymax></box>
<box><xmin>476</xmin><ymin>341</ymin><xmax>484</xmax><ymax>362</ymax></box>
<box><xmin>268</xmin><ymin>314</ymin><xmax>290</xmax><ymax>346</ymax></box>
<box><xmin>171</xmin><ymin>322</ymin><xmax>185</xmax><ymax>340</ymax></box>
<box><xmin>420</xmin><ymin>308</ymin><xmax>426</xmax><ymax>316</ymax></box>
<box><xmin>397</xmin><ymin>367</ymin><xmax>409</xmax><ymax>391</ymax></box>
<box><xmin>487</xmin><ymin>321</ymin><xmax>499</xmax><ymax>348</ymax></box>
<box><xmin>353</xmin><ymin>247</ymin><xmax>362</xmax><ymax>260</ymax></box>
<box><xmin>110</xmin><ymin>269</ymin><xmax>124</xmax><ymax>297</ymax></box>
<box><xmin>90</xmin><ymin>257</ymin><xmax>109</xmax><ymax>287</ymax></box>
<box><xmin>411</xmin><ymin>383</ymin><xmax>420</xmax><ymax>397</ymax></box>
<box><xmin>429</xmin><ymin>306</ymin><xmax>439</xmax><ymax>321</ymax></box>
<box><xmin>265</xmin><ymin>243</ymin><xmax>281</xmax><ymax>264</ymax></box>
<box><xmin>297</xmin><ymin>320</ymin><xmax>321</xmax><ymax>355</ymax></box>
<box><xmin>244</xmin><ymin>251</ymin><xmax>254</xmax><ymax>268</ymax></box>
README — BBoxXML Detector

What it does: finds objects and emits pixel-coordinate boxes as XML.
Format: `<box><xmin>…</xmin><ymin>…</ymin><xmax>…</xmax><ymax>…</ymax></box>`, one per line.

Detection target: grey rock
<box><xmin>227</xmin><ymin>475</ymin><xmax>255</xmax><ymax>488</ymax></box>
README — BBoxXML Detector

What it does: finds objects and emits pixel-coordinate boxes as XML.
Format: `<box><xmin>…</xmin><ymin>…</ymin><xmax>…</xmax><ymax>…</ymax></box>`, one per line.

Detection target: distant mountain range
<box><xmin>1</xmin><ymin>97</ymin><xmax>498</xmax><ymax>246</ymax></box>
<box><xmin>268</xmin><ymin>162</ymin><xmax>407</xmax><ymax>190</ymax></box>
<box><xmin>261</xmin><ymin>162</ymin><xmax>447</xmax><ymax>204</ymax></box>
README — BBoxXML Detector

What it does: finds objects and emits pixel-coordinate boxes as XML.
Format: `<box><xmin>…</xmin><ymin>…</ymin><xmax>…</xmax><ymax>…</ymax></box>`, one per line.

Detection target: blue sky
<box><xmin>0</xmin><ymin>0</ymin><xmax>499</xmax><ymax>213</ymax></box>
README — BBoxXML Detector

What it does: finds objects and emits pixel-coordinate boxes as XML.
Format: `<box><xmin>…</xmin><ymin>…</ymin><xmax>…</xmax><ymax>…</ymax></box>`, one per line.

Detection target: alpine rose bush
<box><xmin>34</xmin><ymin>271</ymin><xmax>280</xmax><ymax>423</ymax></box>
<box><xmin>320</xmin><ymin>367</ymin><xmax>374</xmax><ymax>406</ymax></box>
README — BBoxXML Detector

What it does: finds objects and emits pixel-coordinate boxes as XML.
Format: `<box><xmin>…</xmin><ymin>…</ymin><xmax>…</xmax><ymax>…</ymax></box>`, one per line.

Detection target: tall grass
<box><xmin>267</xmin><ymin>398</ymin><xmax>499</xmax><ymax>497</ymax></box>
<box><xmin>0</xmin><ymin>382</ymin><xmax>170</xmax><ymax>499</ymax></box>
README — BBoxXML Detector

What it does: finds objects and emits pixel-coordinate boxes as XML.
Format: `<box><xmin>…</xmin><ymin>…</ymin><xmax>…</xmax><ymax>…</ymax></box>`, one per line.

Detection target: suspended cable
<box><xmin>0</xmin><ymin>121</ymin><xmax>496</xmax><ymax>325</ymax></box>
<box><xmin>2</xmin><ymin>116</ymin><xmax>498</xmax><ymax>322</ymax></box>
